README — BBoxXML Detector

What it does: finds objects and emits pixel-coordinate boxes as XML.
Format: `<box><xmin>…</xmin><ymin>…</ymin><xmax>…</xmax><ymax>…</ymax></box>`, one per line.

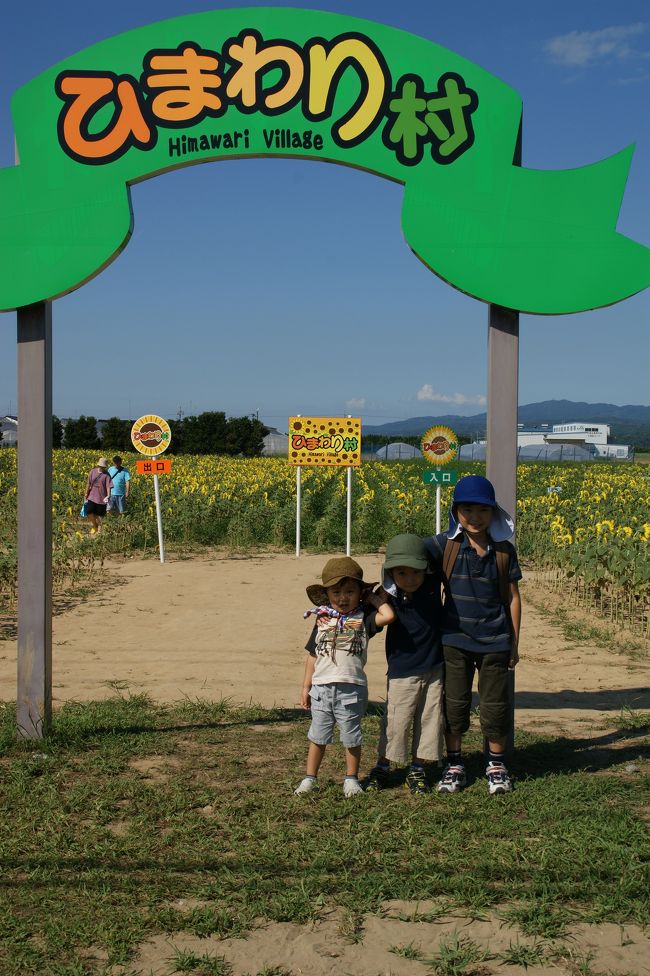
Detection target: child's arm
<box><xmin>300</xmin><ymin>653</ymin><xmax>316</xmax><ymax>709</ymax></box>
<box><xmin>366</xmin><ymin>587</ymin><xmax>396</xmax><ymax>627</ymax></box>
<box><xmin>508</xmin><ymin>581</ymin><xmax>521</xmax><ymax>669</ymax></box>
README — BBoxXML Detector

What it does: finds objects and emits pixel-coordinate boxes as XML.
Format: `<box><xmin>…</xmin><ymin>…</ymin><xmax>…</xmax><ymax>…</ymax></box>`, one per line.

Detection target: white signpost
<box><xmin>420</xmin><ymin>425</ymin><xmax>460</xmax><ymax>534</ymax></box>
<box><xmin>131</xmin><ymin>414</ymin><xmax>172</xmax><ymax>563</ymax></box>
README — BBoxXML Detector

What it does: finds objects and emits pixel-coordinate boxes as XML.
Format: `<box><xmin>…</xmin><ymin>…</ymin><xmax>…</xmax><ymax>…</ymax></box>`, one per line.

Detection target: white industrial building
<box><xmin>461</xmin><ymin>421</ymin><xmax>631</xmax><ymax>461</ymax></box>
<box><xmin>517</xmin><ymin>422</ymin><xmax>630</xmax><ymax>458</ymax></box>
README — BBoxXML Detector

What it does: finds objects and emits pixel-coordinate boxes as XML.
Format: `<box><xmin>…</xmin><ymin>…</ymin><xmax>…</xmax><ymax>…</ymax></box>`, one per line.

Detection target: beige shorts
<box><xmin>377</xmin><ymin>665</ymin><xmax>444</xmax><ymax>764</ymax></box>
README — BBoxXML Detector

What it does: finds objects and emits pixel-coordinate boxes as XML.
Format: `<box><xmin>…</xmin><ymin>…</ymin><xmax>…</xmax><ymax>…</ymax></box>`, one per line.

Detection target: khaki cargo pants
<box><xmin>376</xmin><ymin>664</ymin><xmax>444</xmax><ymax>764</ymax></box>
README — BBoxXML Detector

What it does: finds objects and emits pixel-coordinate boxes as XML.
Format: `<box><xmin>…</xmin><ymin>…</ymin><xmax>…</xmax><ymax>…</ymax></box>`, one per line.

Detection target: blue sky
<box><xmin>0</xmin><ymin>0</ymin><xmax>648</xmax><ymax>426</ymax></box>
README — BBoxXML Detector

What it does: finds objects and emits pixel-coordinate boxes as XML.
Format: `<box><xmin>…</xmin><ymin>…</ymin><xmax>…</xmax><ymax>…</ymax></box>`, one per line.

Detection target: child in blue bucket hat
<box><xmin>424</xmin><ymin>475</ymin><xmax>522</xmax><ymax>795</ymax></box>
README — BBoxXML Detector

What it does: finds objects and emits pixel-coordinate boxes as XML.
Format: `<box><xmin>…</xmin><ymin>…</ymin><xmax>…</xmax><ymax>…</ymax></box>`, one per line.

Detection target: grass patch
<box><xmin>424</xmin><ymin>933</ymin><xmax>491</xmax><ymax>975</ymax></box>
<box><xmin>0</xmin><ymin>696</ymin><xmax>648</xmax><ymax>975</ymax></box>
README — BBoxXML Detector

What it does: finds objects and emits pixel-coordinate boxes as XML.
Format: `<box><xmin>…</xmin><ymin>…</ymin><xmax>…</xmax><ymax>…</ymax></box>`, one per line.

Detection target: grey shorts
<box><xmin>108</xmin><ymin>495</ymin><xmax>127</xmax><ymax>513</ymax></box>
<box><xmin>308</xmin><ymin>682</ymin><xmax>368</xmax><ymax>748</ymax></box>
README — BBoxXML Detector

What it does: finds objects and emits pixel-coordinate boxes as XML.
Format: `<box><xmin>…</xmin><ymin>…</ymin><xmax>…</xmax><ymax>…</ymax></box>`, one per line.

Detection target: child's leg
<box><xmin>306</xmin><ymin>742</ymin><xmax>326</xmax><ymax>777</ymax></box>
<box><xmin>295</xmin><ymin>685</ymin><xmax>334</xmax><ymax>793</ymax></box>
<box><xmin>476</xmin><ymin>652</ymin><xmax>513</xmax><ymax>793</ymax></box>
<box><xmin>335</xmin><ymin>684</ymin><xmax>367</xmax><ymax>796</ymax></box>
<box><xmin>383</xmin><ymin>676</ymin><xmax>419</xmax><ymax>767</ymax></box>
<box><xmin>437</xmin><ymin>647</ymin><xmax>474</xmax><ymax>793</ymax></box>
<box><xmin>345</xmin><ymin>745</ymin><xmax>361</xmax><ymax>777</ymax></box>
<box><xmin>412</xmin><ymin>663</ymin><xmax>444</xmax><ymax>764</ymax></box>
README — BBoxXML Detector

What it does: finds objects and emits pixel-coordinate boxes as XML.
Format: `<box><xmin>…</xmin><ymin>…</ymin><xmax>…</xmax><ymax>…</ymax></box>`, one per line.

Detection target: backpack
<box><xmin>441</xmin><ymin>536</ymin><xmax>512</xmax><ymax>608</ymax></box>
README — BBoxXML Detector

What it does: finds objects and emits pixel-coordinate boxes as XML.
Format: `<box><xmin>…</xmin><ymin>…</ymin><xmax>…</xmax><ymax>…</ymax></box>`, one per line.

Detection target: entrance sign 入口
<box><xmin>4</xmin><ymin>8</ymin><xmax>648</xmax><ymax>739</ymax></box>
<box><xmin>0</xmin><ymin>8</ymin><xmax>648</xmax><ymax>315</ymax></box>
<box><xmin>421</xmin><ymin>425</ymin><xmax>459</xmax><ymax>534</ymax></box>
<box><xmin>131</xmin><ymin>414</ymin><xmax>171</xmax><ymax>563</ymax></box>
<box><xmin>288</xmin><ymin>417</ymin><xmax>361</xmax><ymax>557</ymax></box>
<box><xmin>422</xmin><ymin>469</ymin><xmax>458</xmax><ymax>487</ymax></box>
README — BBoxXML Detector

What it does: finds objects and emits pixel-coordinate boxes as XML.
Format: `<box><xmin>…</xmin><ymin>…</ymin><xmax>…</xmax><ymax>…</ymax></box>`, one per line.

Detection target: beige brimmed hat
<box><xmin>306</xmin><ymin>556</ymin><xmax>377</xmax><ymax>605</ymax></box>
<box><xmin>96</xmin><ymin>457</ymin><xmax>110</xmax><ymax>468</ymax></box>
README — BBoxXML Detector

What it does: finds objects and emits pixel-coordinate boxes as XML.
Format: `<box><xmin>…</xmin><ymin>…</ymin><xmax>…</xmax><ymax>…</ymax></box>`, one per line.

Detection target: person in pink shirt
<box><xmin>84</xmin><ymin>457</ymin><xmax>113</xmax><ymax>536</ymax></box>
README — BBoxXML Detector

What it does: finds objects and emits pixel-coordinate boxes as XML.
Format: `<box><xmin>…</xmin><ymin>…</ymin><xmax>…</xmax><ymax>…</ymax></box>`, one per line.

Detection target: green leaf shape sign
<box><xmin>0</xmin><ymin>7</ymin><xmax>648</xmax><ymax>313</ymax></box>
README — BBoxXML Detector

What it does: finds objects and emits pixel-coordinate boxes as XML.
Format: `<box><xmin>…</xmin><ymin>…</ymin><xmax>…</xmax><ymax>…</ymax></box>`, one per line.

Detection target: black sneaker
<box><xmin>406</xmin><ymin>766</ymin><xmax>430</xmax><ymax>795</ymax></box>
<box><xmin>365</xmin><ymin>765</ymin><xmax>389</xmax><ymax>792</ymax></box>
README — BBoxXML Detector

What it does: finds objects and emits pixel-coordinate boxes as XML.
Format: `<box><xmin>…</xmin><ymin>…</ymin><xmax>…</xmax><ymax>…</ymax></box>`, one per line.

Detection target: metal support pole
<box><xmin>295</xmin><ymin>465</ymin><xmax>301</xmax><ymax>558</ymax></box>
<box><xmin>152</xmin><ymin>461</ymin><xmax>165</xmax><ymax>563</ymax></box>
<box><xmin>17</xmin><ymin>302</ymin><xmax>52</xmax><ymax>739</ymax></box>
<box><xmin>346</xmin><ymin>466</ymin><xmax>352</xmax><ymax>556</ymax></box>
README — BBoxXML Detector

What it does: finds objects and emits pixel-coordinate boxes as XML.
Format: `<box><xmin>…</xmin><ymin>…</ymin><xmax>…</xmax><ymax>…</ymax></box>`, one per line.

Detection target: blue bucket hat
<box><xmin>448</xmin><ymin>475</ymin><xmax>514</xmax><ymax>541</ymax></box>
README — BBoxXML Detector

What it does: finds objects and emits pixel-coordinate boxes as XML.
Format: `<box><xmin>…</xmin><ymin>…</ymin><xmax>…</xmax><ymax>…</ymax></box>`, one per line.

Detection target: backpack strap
<box><xmin>493</xmin><ymin>541</ymin><xmax>512</xmax><ymax>607</ymax></box>
<box><xmin>441</xmin><ymin>537</ymin><xmax>462</xmax><ymax>602</ymax></box>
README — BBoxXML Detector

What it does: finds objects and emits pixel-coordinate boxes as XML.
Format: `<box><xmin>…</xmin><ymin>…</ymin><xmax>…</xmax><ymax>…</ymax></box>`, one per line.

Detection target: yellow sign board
<box><xmin>288</xmin><ymin>417</ymin><xmax>361</xmax><ymax>466</ymax></box>
<box><xmin>420</xmin><ymin>425</ymin><xmax>459</xmax><ymax>466</ymax></box>
<box><xmin>131</xmin><ymin>414</ymin><xmax>172</xmax><ymax>457</ymax></box>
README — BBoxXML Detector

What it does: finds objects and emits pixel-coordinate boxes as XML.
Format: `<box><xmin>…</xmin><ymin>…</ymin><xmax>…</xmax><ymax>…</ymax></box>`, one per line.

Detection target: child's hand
<box><xmin>364</xmin><ymin>585</ymin><xmax>389</xmax><ymax>607</ymax></box>
<box><xmin>300</xmin><ymin>686</ymin><xmax>312</xmax><ymax>709</ymax></box>
<box><xmin>508</xmin><ymin>644</ymin><xmax>519</xmax><ymax>669</ymax></box>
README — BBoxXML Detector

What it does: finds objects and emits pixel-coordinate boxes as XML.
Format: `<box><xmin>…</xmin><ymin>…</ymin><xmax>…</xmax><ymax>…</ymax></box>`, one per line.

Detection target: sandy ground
<box><xmin>1</xmin><ymin>550</ymin><xmax>647</xmax><ymax>734</ymax></box>
<box><xmin>2</xmin><ymin>551</ymin><xmax>649</xmax><ymax>976</ymax></box>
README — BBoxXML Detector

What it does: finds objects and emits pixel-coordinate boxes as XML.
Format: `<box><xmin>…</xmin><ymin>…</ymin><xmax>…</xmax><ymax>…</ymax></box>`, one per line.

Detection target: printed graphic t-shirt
<box><xmin>306</xmin><ymin>607</ymin><xmax>380</xmax><ymax>686</ymax></box>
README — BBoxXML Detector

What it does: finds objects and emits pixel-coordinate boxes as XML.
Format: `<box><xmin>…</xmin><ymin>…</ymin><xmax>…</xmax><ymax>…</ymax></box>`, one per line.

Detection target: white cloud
<box><xmin>417</xmin><ymin>385</ymin><xmax>486</xmax><ymax>407</ymax></box>
<box><xmin>346</xmin><ymin>398</ymin><xmax>366</xmax><ymax>410</ymax></box>
<box><xmin>545</xmin><ymin>23</ymin><xmax>649</xmax><ymax>66</ymax></box>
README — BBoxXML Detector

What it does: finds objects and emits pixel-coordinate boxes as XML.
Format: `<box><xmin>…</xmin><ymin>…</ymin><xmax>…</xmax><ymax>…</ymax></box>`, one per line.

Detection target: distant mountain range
<box><xmin>364</xmin><ymin>400</ymin><xmax>650</xmax><ymax>447</ymax></box>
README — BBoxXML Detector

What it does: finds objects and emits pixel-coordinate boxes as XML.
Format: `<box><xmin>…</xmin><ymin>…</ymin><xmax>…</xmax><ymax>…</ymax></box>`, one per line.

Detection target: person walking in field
<box><xmin>365</xmin><ymin>534</ymin><xmax>444</xmax><ymax>796</ymax></box>
<box><xmin>84</xmin><ymin>458</ymin><xmax>112</xmax><ymax>536</ymax></box>
<box><xmin>107</xmin><ymin>456</ymin><xmax>130</xmax><ymax>514</ymax></box>
<box><xmin>424</xmin><ymin>476</ymin><xmax>522</xmax><ymax>795</ymax></box>
<box><xmin>295</xmin><ymin>556</ymin><xmax>395</xmax><ymax>797</ymax></box>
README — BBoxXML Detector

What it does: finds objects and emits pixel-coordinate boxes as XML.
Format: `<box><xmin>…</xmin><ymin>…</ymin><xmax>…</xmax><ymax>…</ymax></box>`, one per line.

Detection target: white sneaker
<box><xmin>294</xmin><ymin>776</ymin><xmax>318</xmax><ymax>795</ymax></box>
<box><xmin>486</xmin><ymin>761</ymin><xmax>513</xmax><ymax>795</ymax></box>
<box><xmin>343</xmin><ymin>777</ymin><xmax>364</xmax><ymax>797</ymax></box>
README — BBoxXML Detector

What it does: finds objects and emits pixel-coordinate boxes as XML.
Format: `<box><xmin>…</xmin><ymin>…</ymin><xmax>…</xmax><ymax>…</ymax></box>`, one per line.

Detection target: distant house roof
<box><xmin>0</xmin><ymin>416</ymin><xmax>17</xmax><ymax>446</ymax></box>
<box><xmin>262</xmin><ymin>427</ymin><xmax>288</xmax><ymax>456</ymax></box>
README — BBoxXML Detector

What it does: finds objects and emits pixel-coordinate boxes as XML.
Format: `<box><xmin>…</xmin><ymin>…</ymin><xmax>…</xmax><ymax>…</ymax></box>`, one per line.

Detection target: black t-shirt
<box><xmin>384</xmin><ymin>577</ymin><xmax>443</xmax><ymax>679</ymax></box>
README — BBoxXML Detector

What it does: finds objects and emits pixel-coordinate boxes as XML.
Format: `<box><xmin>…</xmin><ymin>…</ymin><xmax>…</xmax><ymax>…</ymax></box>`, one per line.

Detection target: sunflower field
<box><xmin>0</xmin><ymin>449</ymin><xmax>648</xmax><ymax>632</ymax></box>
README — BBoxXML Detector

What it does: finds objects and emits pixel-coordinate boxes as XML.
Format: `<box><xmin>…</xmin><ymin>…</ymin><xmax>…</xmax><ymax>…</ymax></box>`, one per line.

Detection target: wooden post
<box><xmin>486</xmin><ymin>303</ymin><xmax>519</xmax><ymax>519</ymax></box>
<box><xmin>486</xmin><ymin>303</ymin><xmax>518</xmax><ymax>760</ymax></box>
<box><xmin>484</xmin><ymin>121</ymin><xmax>521</xmax><ymax>763</ymax></box>
<box><xmin>16</xmin><ymin>302</ymin><xmax>53</xmax><ymax>739</ymax></box>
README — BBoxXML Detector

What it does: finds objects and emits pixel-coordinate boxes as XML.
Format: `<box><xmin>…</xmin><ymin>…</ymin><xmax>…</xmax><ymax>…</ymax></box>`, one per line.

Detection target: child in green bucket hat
<box><xmin>365</xmin><ymin>534</ymin><xmax>444</xmax><ymax>795</ymax></box>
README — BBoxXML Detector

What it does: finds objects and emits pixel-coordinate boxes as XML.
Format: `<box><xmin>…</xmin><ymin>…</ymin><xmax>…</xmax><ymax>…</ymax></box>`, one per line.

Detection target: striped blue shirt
<box><xmin>424</xmin><ymin>532</ymin><xmax>522</xmax><ymax>653</ymax></box>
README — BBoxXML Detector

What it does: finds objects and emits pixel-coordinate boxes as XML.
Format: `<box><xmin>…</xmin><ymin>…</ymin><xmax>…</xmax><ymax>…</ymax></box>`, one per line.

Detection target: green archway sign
<box><xmin>1</xmin><ymin>5</ymin><xmax>648</xmax><ymax>313</ymax></box>
<box><xmin>7</xmin><ymin>8</ymin><xmax>649</xmax><ymax>739</ymax></box>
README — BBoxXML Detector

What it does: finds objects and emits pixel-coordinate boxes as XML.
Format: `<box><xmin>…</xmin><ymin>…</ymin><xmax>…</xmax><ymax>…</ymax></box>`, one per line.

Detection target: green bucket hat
<box><xmin>383</xmin><ymin>534</ymin><xmax>430</xmax><ymax>573</ymax></box>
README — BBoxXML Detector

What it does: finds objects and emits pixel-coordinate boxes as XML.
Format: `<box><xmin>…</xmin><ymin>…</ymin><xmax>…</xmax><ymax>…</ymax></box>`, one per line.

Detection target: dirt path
<box><xmin>2</xmin><ymin>552</ymin><xmax>649</xmax><ymax>976</ymax></box>
<box><xmin>1</xmin><ymin>551</ymin><xmax>648</xmax><ymax>735</ymax></box>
